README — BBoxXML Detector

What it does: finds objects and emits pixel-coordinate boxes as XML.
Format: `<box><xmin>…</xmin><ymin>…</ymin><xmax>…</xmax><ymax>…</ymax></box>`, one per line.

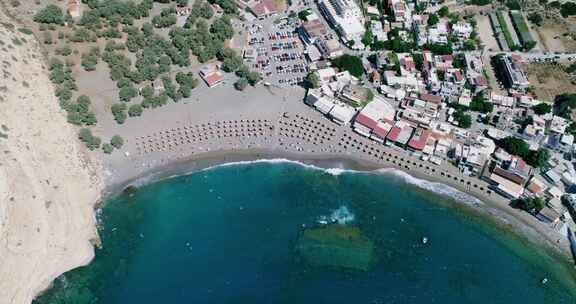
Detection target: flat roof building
<box><xmin>318</xmin><ymin>0</ymin><xmax>365</xmax><ymax>48</ymax></box>
<box><xmin>499</xmin><ymin>55</ymin><xmax>530</xmax><ymax>90</ymax></box>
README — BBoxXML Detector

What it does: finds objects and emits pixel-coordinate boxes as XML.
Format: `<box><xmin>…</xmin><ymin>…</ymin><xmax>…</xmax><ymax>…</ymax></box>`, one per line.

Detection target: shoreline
<box><xmin>101</xmin><ymin>147</ymin><xmax>575</xmax><ymax>265</ymax></box>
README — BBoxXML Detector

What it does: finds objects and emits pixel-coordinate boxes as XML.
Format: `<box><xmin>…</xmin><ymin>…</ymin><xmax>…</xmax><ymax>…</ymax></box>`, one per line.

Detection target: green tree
<box><xmin>34</xmin><ymin>5</ymin><xmax>65</xmax><ymax>25</ymax></box>
<box><xmin>221</xmin><ymin>54</ymin><xmax>243</xmax><ymax>72</ymax></box>
<box><xmin>532</xmin><ymin>103</ymin><xmax>552</xmax><ymax>115</ymax></box>
<box><xmin>438</xmin><ymin>6</ymin><xmax>449</xmax><ymax>17</ymax></box>
<box><xmin>331</xmin><ymin>54</ymin><xmax>364</xmax><ymax>78</ymax></box>
<box><xmin>561</xmin><ymin>2</ymin><xmax>576</xmax><ymax>17</ymax></box>
<box><xmin>528</xmin><ymin>13</ymin><xmax>543</xmax><ymax>26</ymax></box>
<box><xmin>78</xmin><ymin>128</ymin><xmax>101</xmax><ymax>150</ymax></box>
<box><xmin>140</xmin><ymin>85</ymin><xmax>154</xmax><ymax>98</ymax></box>
<box><xmin>526</xmin><ymin>148</ymin><xmax>550</xmax><ymax>168</ymax></box>
<box><xmin>497</xmin><ymin>136</ymin><xmax>530</xmax><ymax>158</ymax></box>
<box><xmin>234</xmin><ymin>77</ymin><xmax>248</xmax><ymax>91</ymax></box>
<box><xmin>111</xmin><ymin>135</ymin><xmax>124</xmax><ymax>149</ymax></box>
<box><xmin>246</xmin><ymin>71</ymin><xmax>261</xmax><ymax>85</ymax></box>
<box><xmin>210</xmin><ymin>16</ymin><xmax>234</xmax><ymax>41</ymax></box>
<box><xmin>128</xmin><ymin>104</ymin><xmax>143</xmax><ymax>117</ymax></box>
<box><xmin>81</xmin><ymin>53</ymin><xmax>98</xmax><ymax>71</ymax></box>
<box><xmin>305</xmin><ymin>72</ymin><xmax>320</xmax><ymax>89</ymax></box>
<box><xmin>463</xmin><ymin>39</ymin><xmax>476</xmax><ymax>51</ymax></box>
<box><xmin>453</xmin><ymin>110</ymin><xmax>472</xmax><ymax>128</ymax></box>
<box><xmin>55</xmin><ymin>45</ymin><xmax>72</xmax><ymax>56</ymax></box>
<box><xmin>111</xmin><ymin>103</ymin><xmax>127</xmax><ymax>124</ymax></box>
<box><xmin>567</xmin><ymin>122</ymin><xmax>576</xmax><ymax>135</ymax></box>
<box><xmin>119</xmin><ymin>85</ymin><xmax>138</xmax><ymax>102</ymax></box>
<box><xmin>235</xmin><ymin>65</ymin><xmax>250</xmax><ymax>78</ymax></box>
<box><xmin>553</xmin><ymin>93</ymin><xmax>576</xmax><ymax>117</ymax></box>
<box><xmin>470</xmin><ymin>93</ymin><xmax>494</xmax><ymax>113</ymax></box>
<box><xmin>511</xmin><ymin>197</ymin><xmax>545</xmax><ymax>214</ymax></box>
<box><xmin>362</xmin><ymin>24</ymin><xmax>374</xmax><ymax>47</ymax></box>
<box><xmin>428</xmin><ymin>13</ymin><xmax>439</xmax><ymax>26</ymax></box>
<box><xmin>102</xmin><ymin>143</ymin><xmax>114</xmax><ymax>154</ymax></box>
<box><xmin>192</xmin><ymin>0</ymin><xmax>214</xmax><ymax>19</ymax></box>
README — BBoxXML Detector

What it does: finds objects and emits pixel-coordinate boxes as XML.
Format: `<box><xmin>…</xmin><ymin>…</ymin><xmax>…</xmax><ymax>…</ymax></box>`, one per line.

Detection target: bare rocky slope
<box><xmin>0</xmin><ymin>11</ymin><xmax>103</xmax><ymax>304</ymax></box>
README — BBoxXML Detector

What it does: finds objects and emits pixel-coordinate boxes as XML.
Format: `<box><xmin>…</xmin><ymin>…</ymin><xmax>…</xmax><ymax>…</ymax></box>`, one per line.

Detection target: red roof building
<box><xmin>386</xmin><ymin>126</ymin><xmax>402</xmax><ymax>142</ymax></box>
<box><xmin>355</xmin><ymin>113</ymin><xmax>378</xmax><ymax>129</ymax></box>
<box><xmin>372</xmin><ymin>121</ymin><xmax>393</xmax><ymax>140</ymax></box>
<box><xmin>199</xmin><ymin>64</ymin><xmax>225</xmax><ymax>88</ymax></box>
<box><xmin>250</xmin><ymin>0</ymin><xmax>278</xmax><ymax>18</ymax></box>
<box><xmin>408</xmin><ymin>128</ymin><xmax>432</xmax><ymax>151</ymax></box>
<box><xmin>452</xmin><ymin>69</ymin><xmax>465</xmax><ymax>84</ymax></box>
<box><xmin>474</xmin><ymin>76</ymin><xmax>488</xmax><ymax>87</ymax></box>
<box><xmin>420</xmin><ymin>93</ymin><xmax>442</xmax><ymax>104</ymax></box>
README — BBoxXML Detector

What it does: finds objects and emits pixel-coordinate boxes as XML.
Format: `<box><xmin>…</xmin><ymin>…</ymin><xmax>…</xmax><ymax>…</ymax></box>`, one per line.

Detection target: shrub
<box><xmin>18</xmin><ymin>28</ymin><xmax>33</xmax><ymax>35</ymax></box>
<box><xmin>111</xmin><ymin>135</ymin><xmax>124</xmax><ymax>149</ymax></box>
<box><xmin>78</xmin><ymin>128</ymin><xmax>101</xmax><ymax>150</ymax></box>
<box><xmin>102</xmin><ymin>143</ymin><xmax>114</xmax><ymax>154</ymax></box>
<box><xmin>234</xmin><ymin>78</ymin><xmax>248</xmax><ymax>91</ymax></box>
<box><xmin>511</xmin><ymin>197</ymin><xmax>545</xmax><ymax>215</ymax></box>
<box><xmin>532</xmin><ymin>103</ymin><xmax>552</xmax><ymax>115</ymax></box>
<box><xmin>331</xmin><ymin>55</ymin><xmax>364</xmax><ymax>78</ymax></box>
<box><xmin>34</xmin><ymin>5</ymin><xmax>65</xmax><ymax>25</ymax></box>
<box><xmin>128</xmin><ymin>104</ymin><xmax>143</xmax><ymax>117</ymax></box>
<box><xmin>111</xmin><ymin>103</ymin><xmax>127</xmax><ymax>124</ymax></box>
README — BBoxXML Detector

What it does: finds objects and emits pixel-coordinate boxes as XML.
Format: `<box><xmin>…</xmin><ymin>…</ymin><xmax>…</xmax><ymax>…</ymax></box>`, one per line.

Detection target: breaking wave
<box><xmin>201</xmin><ymin>159</ymin><xmax>483</xmax><ymax>207</ymax></box>
<box><xmin>124</xmin><ymin>158</ymin><xmax>484</xmax><ymax>210</ymax></box>
<box><xmin>375</xmin><ymin>168</ymin><xmax>484</xmax><ymax>207</ymax></box>
<box><xmin>199</xmin><ymin>158</ymin><xmax>358</xmax><ymax>176</ymax></box>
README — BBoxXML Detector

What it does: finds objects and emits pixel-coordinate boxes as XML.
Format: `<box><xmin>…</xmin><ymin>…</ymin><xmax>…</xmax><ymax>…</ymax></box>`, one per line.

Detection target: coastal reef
<box><xmin>296</xmin><ymin>224</ymin><xmax>375</xmax><ymax>271</ymax></box>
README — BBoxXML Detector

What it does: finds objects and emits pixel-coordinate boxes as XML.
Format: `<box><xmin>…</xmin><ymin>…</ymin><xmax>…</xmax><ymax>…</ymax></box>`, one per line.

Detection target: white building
<box><xmin>318</xmin><ymin>0</ymin><xmax>365</xmax><ymax>49</ymax></box>
<box><xmin>451</xmin><ymin>22</ymin><xmax>473</xmax><ymax>39</ymax></box>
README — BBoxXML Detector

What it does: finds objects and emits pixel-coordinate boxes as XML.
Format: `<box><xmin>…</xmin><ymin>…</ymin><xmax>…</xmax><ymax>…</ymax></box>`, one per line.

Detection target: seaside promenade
<box><xmin>102</xmin><ymin>84</ymin><xmax>572</xmax><ymax>258</ymax></box>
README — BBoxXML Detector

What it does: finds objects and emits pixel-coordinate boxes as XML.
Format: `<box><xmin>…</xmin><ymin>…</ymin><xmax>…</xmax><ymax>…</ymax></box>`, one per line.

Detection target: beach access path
<box><xmin>101</xmin><ymin>83</ymin><xmax>572</xmax><ymax>261</ymax></box>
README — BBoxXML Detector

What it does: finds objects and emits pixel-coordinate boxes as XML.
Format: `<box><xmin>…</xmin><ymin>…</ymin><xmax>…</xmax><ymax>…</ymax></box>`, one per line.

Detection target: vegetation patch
<box><xmin>509</xmin><ymin>11</ymin><xmax>535</xmax><ymax>50</ymax></box>
<box><xmin>17</xmin><ymin>28</ymin><xmax>33</xmax><ymax>35</ymax></box>
<box><xmin>296</xmin><ymin>224</ymin><xmax>376</xmax><ymax>272</ymax></box>
<box><xmin>496</xmin><ymin>12</ymin><xmax>519</xmax><ymax>50</ymax></box>
<box><xmin>496</xmin><ymin>136</ymin><xmax>550</xmax><ymax>168</ymax></box>
<box><xmin>331</xmin><ymin>54</ymin><xmax>364</xmax><ymax>78</ymax></box>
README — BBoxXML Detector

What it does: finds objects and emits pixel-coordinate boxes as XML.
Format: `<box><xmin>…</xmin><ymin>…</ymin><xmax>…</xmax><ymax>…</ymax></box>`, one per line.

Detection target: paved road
<box><xmin>485</xmin><ymin>51</ymin><xmax>576</xmax><ymax>63</ymax></box>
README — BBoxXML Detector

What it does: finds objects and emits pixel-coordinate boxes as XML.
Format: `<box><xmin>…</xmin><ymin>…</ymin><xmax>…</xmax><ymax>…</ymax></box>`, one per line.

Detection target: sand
<box><xmin>0</xmin><ymin>11</ymin><xmax>103</xmax><ymax>304</ymax></box>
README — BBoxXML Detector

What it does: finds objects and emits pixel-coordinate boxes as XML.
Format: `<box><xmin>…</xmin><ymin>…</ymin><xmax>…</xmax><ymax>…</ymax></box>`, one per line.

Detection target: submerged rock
<box><xmin>296</xmin><ymin>224</ymin><xmax>375</xmax><ymax>271</ymax></box>
<box><xmin>123</xmin><ymin>185</ymin><xmax>139</xmax><ymax>195</ymax></box>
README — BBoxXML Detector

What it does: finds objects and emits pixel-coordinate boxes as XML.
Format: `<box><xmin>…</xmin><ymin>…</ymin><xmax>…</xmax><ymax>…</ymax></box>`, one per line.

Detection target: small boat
<box><xmin>421</xmin><ymin>237</ymin><xmax>428</xmax><ymax>244</ymax></box>
<box><xmin>541</xmin><ymin>278</ymin><xmax>548</xmax><ymax>284</ymax></box>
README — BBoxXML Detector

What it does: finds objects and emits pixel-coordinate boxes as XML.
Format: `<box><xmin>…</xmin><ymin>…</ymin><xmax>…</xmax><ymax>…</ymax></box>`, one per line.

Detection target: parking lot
<box><xmin>243</xmin><ymin>18</ymin><xmax>310</xmax><ymax>87</ymax></box>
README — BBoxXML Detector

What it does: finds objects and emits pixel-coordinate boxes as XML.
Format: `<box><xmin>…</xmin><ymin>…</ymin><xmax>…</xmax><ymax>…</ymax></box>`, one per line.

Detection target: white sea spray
<box><xmin>202</xmin><ymin>159</ymin><xmax>485</xmax><ymax>208</ymax></box>
<box><xmin>375</xmin><ymin>168</ymin><xmax>484</xmax><ymax>207</ymax></box>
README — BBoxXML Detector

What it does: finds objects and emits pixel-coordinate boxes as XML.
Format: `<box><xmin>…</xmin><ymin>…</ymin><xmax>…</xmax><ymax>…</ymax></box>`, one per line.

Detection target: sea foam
<box><xmin>375</xmin><ymin>168</ymin><xmax>484</xmax><ymax>207</ymax></box>
<box><xmin>203</xmin><ymin>159</ymin><xmax>483</xmax><ymax>207</ymax></box>
<box><xmin>200</xmin><ymin>158</ymin><xmax>358</xmax><ymax>176</ymax></box>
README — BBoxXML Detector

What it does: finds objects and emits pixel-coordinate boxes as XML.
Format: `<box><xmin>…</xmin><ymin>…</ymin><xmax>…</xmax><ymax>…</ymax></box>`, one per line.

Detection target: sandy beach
<box><xmin>0</xmin><ymin>11</ymin><xmax>103</xmax><ymax>304</ymax></box>
<box><xmin>78</xmin><ymin>66</ymin><xmax>569</xmax><ymax>265</ymax></box>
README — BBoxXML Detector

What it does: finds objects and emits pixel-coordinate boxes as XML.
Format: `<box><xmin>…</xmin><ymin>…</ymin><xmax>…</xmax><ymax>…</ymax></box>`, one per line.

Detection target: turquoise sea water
<box><xmin>35</xmin><ymin>161</ymin><xmax>576</xmax><ymax>303</ymax></box>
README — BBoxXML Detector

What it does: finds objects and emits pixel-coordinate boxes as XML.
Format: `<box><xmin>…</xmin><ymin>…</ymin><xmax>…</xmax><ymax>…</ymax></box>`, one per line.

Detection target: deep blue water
<box><xmin>35</xmin><ymin>161</ymin><xmax>576</xmax><ymax>303</ymax></box>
